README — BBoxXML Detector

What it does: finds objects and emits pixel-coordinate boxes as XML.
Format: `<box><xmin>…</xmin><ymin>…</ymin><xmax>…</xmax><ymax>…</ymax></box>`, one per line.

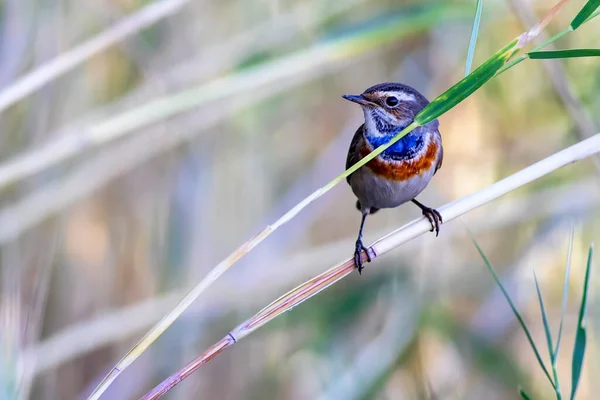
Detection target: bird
<box><xmin>343</xmin><ymin>82</ymin><xmax>443</xmax><ymax>274</ymax></box>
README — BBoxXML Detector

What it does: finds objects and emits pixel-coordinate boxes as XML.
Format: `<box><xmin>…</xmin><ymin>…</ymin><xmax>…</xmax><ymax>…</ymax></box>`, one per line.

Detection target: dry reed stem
<box><xmin>89</xmin><ymin>2</ymin><xmax>574</xmax><ymax>397</ymax></box>
<box><xmin>0</xmin><ymin>6</ymin><xmax>454</xmax><ymax>194</ymax></box>
<box><xmin>140</xmin><ymin>133</ymin><xmax>600</xmax><ymax>399</ymax></box>
<box><xmin>0</xmin><ymin>0</ymin><xmax>189</xmax><ymax>114</ymax></box>
<box><xmin>22</xmin><ymin>176</ymin><xmax>600</xmax><ymax>377</ymax></box>
<box><xmin>0</xmin><ymin>0</ymin><xmax>378</xmax><ymax>246</ymax></box>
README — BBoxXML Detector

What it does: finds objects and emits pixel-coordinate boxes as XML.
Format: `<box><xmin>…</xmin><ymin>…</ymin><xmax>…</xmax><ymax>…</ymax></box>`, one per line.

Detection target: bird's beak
<box><xmin>342</xmin><ymin>94</ymin><xmax>373</xmax><ymax>106</ymax></box>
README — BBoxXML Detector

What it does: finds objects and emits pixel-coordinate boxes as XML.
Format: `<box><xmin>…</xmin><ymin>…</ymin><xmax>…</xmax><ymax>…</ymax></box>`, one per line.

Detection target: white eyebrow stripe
<box><xmin>391</xmin><ymin>91</ymin><xmax>416</xmax><ymax>102</ymax></box>
<box><xmin>373</xmin><ymin>91</ymin><xmax>416</xmax><ymax>102</ymax></box>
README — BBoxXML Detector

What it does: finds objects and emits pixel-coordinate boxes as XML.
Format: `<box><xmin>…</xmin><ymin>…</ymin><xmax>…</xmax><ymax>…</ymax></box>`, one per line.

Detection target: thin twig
<box><xmin>140</xmin><ymin>133</ymin><xmax>600</xmax><ymax>399</ymax></box>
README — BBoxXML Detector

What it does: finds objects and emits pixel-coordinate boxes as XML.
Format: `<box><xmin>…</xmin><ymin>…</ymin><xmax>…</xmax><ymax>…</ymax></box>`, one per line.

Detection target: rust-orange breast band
<box><xmin>358</xmin><ymin>139</ymin><xmax>439</xmax><ymax>182</ymax></box>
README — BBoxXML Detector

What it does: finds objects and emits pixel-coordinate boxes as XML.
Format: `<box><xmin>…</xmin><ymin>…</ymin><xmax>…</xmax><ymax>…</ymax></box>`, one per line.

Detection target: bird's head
<box><xmin>342</xmin><ymin>82</ymin><xmax>431</xmax><ymax>137</ymax></box>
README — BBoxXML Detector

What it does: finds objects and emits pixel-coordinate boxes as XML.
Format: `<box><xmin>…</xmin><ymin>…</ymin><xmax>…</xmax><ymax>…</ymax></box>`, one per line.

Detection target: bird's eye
<box><xmin>385</xmin><ymin>96</ymin><xmax>399</xmax><ymax>107</ymax></box>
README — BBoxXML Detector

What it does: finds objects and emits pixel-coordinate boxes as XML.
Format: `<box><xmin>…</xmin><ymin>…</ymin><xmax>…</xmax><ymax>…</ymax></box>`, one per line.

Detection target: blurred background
<box><xmin>0</xmin><ymin>0</ymin><xmax>598</xmax><ymax>399</ymax></box>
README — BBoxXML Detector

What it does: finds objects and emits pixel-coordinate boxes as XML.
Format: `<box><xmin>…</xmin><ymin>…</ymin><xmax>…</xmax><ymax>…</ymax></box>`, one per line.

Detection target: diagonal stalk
<box><xmin>141</xmin><ymin>133</ymin><xmax>600</xmax><ymax>399</ymax></box>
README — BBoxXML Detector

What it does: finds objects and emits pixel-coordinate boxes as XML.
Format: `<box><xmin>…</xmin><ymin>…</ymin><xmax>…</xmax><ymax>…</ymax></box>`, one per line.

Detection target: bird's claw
<box><xmin>421</xmin><ymin>207</ymin><xmax>443</xmax><ymax>236</ymax></box>
<box><xmin>354</xmin><ymin>239</ymin><xmax>371</xmax><ymax>275</ymax></box>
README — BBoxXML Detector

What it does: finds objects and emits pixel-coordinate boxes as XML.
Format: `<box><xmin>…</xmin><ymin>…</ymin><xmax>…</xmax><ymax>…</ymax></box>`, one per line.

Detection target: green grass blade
<box><xmin>586</xmin><ymin>8</ymin><xmax>600</xmax><ymax>23</ymax></box>
<box><xmin>529</xmin><ymin>49</ymin><xmax>600</xmax><ymax>59</ymax></box>
<box><xmin>554</xmin><ymin>227</ymin><xmax>574</xmax><ymax>358</ymax></box>
<box><xmin>496</xmin><ymin>29</ymin><xmax>571</xmax><ymax>75</ymax></box>
<box><xmin>570</xmin><ymin>244</ymin><xmax>593</xmax><ymax>400</ymax></box>
<box><xmin>350</xmin><ymin>33</ymin><xmax>520</xmax><ymax>184</ymax></box>
<box><xmin>465</xmin><ymin>0</ymin><xmax>484</xmax><ymax>75</ymax></box>
<box><xmin>415</xmin><ymin>38</ymin><xmax>519</xmax><ymax>125</ymax></box>
<box><xmin>533</xmin><ymin>269</ymin><xmax>562</xmax><ymax>398</ymax></box>
<box><xmin>85</xmin><ymin>7</ymin><xmax>472</xmax><ymax>399</ymax></box>
<box><xmin>519</xmin><ymin>387</ymin><xmax>533</xmax><ymax>400</ymax></box>
<box><xmin>533</xmin><ymin>270</ymin><xmax>555</xmax><ymax>363</ymax></box>
<box><xmin>497</xmin><ymin>0</ymin><xmax>600</xmax><ymax>75</ymax></box>
<box><xmin>571</xmin><ymin>0</ymin><xmax>600</xmax><ymax>30</ymax></box>
<box><xmin>570</xmin><ymin>327</ymin><xmax>586</xmax><ymax>400</ymax></box>
<box><xmin>470</xmin><ymin>236</ymin><xmax>556</xmax><ymax>389</ymax></box>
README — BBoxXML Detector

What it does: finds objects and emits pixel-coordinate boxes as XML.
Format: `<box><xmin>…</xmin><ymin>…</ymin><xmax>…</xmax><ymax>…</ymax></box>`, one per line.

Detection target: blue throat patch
<box><xmin>366</xmin><ymin>131</ymin><xmax>424</xmax><ymax>160</ymax></box>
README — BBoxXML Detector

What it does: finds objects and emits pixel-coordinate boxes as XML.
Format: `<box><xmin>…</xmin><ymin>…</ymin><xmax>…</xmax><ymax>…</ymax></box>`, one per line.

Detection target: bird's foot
<box><xmin>354</xmin><ymin>239</ymin><xmax>372</xmax><ymax>275</ymax></box>
<box><xmin>421</xmin><ymin>206</ymin><xmax>443</xmax><ymax>236</ymax></box>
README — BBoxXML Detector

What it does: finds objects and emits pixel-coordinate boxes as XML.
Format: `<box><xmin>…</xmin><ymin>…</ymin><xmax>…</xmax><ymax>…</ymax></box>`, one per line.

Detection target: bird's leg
<box><xmin>411</xmin><ymin>199</ymin><xmax>443</xmax><ymax>236</ymax></box>
<box><xmin>354</xmin><ymin>210</ymin><xmax>372</xmax><ymax>274</ymax></box>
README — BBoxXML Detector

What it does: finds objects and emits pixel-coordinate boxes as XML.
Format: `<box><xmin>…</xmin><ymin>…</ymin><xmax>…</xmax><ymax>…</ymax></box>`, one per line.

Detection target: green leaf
<box><xmin>570</xmin><ymin>244</ymin><xmax>593</xmax><ymax>400</ymax></box>
<box><xmin>554</xmin><ymin>227</ymin><xmax>574</xmax><ymax>358</ymax></box>
<box><xmin>529</xmin><ymin>49</ymin><xmax>600</xmax><ymax>59</ymax></box>
<box><xmin>496</xmin><ymin>29</ymin><xmax>570</xmax><ymax>76</ymax></box>
<box><xmin>533</xmin><ymin>269</ymin><xmax>563</xmax><ymax>398</ymax></box>
<box><xmin>465</xmin><ymin>0</ymin><xmax>484</xmax><ymax>76</ymax></box>
<box><xmin>571</xmin><ymin>0</ymin><xmax>600</xmax><ymax>30</ymax></box>
<box><xmin>519</xmin><ymin>387</ymin><xmax>533</xmax><ymax>400</ymax></box>
<box><xmin>586</xmin><ymin>8</ymin><xmax>600</xmax><ymax>23</ymax></box>
<box><xmin>570</xmin><ymin>328</ymin><xmax>586</xmax><ymax>400</ymax></box>
<box><xmin>498</xmin><ymin>3</ymin><xmax>600</xmax><ymax>76</ymax></box>
<box><xmin>533</xmin><ymin>270</ymin><xmax>555</xmax><ymax>367</ymax></box>
<box><xmin>415</xmin><ymin>37</ymin><xmax>519</xmax><ymax>126</ymax></box>
<box><xmin>470</xmin><ymin>235</ymin><xmax>556</xmax><ymax>389</ymax></box>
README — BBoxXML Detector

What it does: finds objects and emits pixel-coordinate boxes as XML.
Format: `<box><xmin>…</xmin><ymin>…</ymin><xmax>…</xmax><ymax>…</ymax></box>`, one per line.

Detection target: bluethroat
<box><xmin>343</xmin><ymin>82</ymin><xmax>443</xmax><ymax>274</ymax></box>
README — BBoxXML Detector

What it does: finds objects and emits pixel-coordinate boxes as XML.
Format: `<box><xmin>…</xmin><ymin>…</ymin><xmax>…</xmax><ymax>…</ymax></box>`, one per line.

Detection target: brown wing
<box><xmin>434</xmin><ymin>131</ymin><xmax>443</xmax><ymax>175</ymax></box>
<box><xmin>346</xmin><ymin>124</ymin><xmax>365</xmax><ymax>184</ymax></box>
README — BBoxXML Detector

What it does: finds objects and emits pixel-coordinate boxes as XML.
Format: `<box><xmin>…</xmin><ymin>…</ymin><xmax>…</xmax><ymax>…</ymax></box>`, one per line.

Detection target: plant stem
<box><xmin>140</xmin><ymin>133</ymin><xmax>600</xmax><ymax>399</ymax></box>
<box><xmin>497</xmin><ymin>28</ymin><xmax>571</xmax><ymax>75</ymax></box>
<box><xmin>552</xmin><ymin>361</ymin><xmax>563</xmax><ymax>400</ymax></box>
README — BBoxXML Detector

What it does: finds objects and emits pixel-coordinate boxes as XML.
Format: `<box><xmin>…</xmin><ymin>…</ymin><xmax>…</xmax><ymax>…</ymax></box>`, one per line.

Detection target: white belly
<box><xmin>349</xmin><ymin>166</ymin><xmax>435</xmax><ymax>210</ymax></box>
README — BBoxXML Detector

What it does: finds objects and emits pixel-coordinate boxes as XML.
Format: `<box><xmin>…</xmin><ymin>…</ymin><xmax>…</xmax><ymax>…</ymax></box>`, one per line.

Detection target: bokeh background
<box><xmin>0</xmin><ymin>0</ymin><xmax>599</xmax><ymax>399</ymax></box>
